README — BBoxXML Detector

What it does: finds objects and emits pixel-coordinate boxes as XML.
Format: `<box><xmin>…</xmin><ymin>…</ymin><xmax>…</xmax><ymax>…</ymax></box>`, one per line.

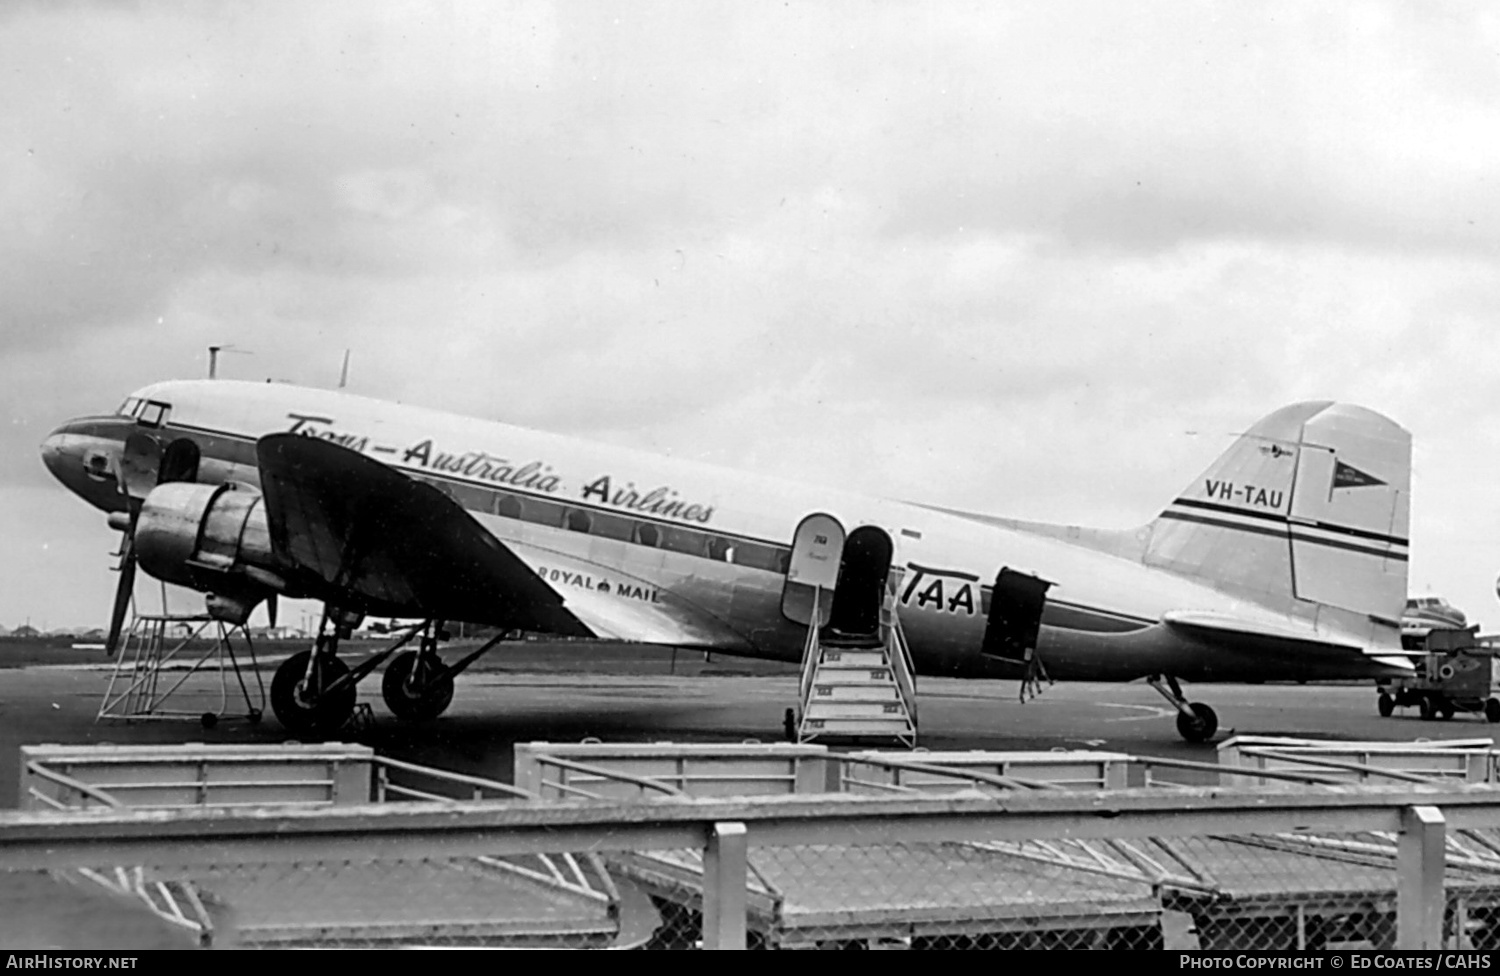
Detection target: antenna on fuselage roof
<box><xmin>207</xmin><ymin>344</ymin><xmax>253</xmax><ymax>379</ymax></box>
<box><xmin>338</xmin><ymin>349</ymin><xmax>351</xmax><ymax>389</ymax></box>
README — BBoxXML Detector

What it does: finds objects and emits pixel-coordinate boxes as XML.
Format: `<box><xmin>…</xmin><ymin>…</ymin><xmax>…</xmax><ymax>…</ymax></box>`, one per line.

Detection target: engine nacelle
<box><xmin>134</xmin><ymin>482</ymin><xmax>284</xmax><ymax>608</ymax></box>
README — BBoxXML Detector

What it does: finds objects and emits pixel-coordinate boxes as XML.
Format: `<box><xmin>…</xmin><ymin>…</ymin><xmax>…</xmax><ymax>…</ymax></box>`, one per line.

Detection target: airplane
<box><xmin>40</xmin><ymin>379</ymin><xmax>1415</xmax><ymax>742</ymax></box>
<box><xmin>1402</xmin><ymin>595</ymin><xmax>1469</xmax><ymax>638</ymax></box>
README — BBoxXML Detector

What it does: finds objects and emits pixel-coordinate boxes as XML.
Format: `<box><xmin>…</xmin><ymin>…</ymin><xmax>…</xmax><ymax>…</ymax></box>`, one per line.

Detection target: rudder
<box><xmin>1144</xmin><ymin>401</ymin><xmax>1410</xmax><ymax>624</ymax></box>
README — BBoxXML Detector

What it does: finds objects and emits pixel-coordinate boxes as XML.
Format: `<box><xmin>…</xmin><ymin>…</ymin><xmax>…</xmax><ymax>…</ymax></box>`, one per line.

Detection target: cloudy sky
<box><xmin>3</xmin><ymin>1</ymin><xmax>1498</xmax><ymax>633</ymax></box>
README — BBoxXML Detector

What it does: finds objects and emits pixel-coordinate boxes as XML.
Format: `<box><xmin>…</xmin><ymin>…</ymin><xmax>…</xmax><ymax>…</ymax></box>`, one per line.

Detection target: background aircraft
<box><xmin>41</xmin><ymin>380</ymin><xmax>1414</xmax><ymax>742</ymax></box>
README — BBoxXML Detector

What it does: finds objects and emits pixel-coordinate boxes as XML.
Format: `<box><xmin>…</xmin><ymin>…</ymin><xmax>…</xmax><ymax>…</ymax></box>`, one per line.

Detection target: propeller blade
<box><xmin>267</xmin><ymin>593</ymin><xmax>279</xmax><ymax>629</ymax></box>
<box><xmin>105</xmin><ymin>541</ymin><xmax>137</xmax><ymax>657</ymax></box>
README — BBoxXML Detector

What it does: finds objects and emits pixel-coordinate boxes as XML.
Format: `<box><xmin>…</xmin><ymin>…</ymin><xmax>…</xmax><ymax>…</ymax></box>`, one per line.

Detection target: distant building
<box><xmin>10</xmin><ymin>625</ymin><xmax>40</xmax><ymax>638</ymax></box>
<box><xmin>250</xmin><ymin>626</ymin><xmax>306</xmax><ymax>640</ymax></box>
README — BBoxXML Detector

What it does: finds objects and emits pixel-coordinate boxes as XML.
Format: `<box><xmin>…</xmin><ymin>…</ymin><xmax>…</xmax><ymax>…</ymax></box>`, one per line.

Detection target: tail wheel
<box><xmin>381</xmin><ymin>650</ymin><xmax>455</xmax><ymax>721</ymax></box>
<box><xmin>271</xmin><ymin>651</ymin><xmax>356</xmax><ymax>737</ymax></box>
<box><xmin>1175</xmin><ymin>702</ymin><xmax>1218</xmax><ymax>743</ymax></box>
<box><xmin>1377</xmin><ymin>693</ymin><xmax>1395</xmax><ymax>718</ymax></box>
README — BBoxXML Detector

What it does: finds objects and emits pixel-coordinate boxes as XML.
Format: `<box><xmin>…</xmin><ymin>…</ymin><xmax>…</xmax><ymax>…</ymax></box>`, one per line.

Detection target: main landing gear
<box><xmin>269</xmin><ymin>614</ymin><xmax>508</xmax><ymax>736</ymax></box>
<box><xmin>1148</xmin><ymin>674</ymin><xmax>1219</xmax><ymax>744</ymax></box>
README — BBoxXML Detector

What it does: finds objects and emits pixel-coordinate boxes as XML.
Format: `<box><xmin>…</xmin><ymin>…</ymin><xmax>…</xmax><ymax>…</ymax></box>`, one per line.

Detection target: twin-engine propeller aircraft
<box><xmin>41</xmin><ymin>379</ymin><xmax>1414</xmax><ymax>741</ymax></box>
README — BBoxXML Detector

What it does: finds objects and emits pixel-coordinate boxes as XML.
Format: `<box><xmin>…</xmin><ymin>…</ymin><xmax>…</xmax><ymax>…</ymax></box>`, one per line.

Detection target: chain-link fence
<box><xmin>0</xmin><ymin>783</ymin><xmax>1491</xmax><ymax>950</ymax></box>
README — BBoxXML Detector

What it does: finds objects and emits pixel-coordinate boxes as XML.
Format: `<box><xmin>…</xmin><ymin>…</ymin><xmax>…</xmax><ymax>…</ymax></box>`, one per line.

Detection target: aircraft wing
<box><xmin>1161</xmin><ymin>610</ymin><xmax>1413</xmax><ymax>672</ymax></box>
<box><xmin>557</xmin><ymin>582</ymin><xmax>754</xmax><ymax>649</ymax></box>
<box><xmin>255</xmin><ymin>433</ymin><xmax>591</xmax><ymax>635</ymax></box>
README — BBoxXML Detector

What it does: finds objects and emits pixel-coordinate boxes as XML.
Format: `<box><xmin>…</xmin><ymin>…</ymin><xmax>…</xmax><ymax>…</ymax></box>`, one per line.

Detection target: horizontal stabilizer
<box><xmin>1162</xmin><ymin>610</ymin><xmax>1361</xmax><ymax>655</ymax></box>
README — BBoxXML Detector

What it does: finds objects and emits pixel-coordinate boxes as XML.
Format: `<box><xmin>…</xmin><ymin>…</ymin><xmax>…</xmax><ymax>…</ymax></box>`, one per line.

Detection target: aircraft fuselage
<box><xmin>41</xmin><ymin>380</ymin><xmax>1409</xmax><ymax>685</ymax></box>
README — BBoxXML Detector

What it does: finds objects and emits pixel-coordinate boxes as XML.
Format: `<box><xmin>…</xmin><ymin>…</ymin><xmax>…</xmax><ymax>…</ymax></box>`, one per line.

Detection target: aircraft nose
<box><xmin>39</xmin><ymin>427</ymin><xmax>72</xmax><ymax>482</ymax></box>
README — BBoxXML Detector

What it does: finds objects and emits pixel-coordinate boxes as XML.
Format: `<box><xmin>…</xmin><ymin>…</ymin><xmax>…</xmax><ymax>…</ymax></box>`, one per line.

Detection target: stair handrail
<box><xmin>882</xmin><ymin>578</ymin><xmax>919</xmax><ymax>729</ymax></box>
<box><xmin>797</xmin><ymin>587</ymin><xmax>823</xmax><ymax>709</ymax></box>
<box><xmin>888</xmin><ymin>617</ymin><xmax>919</xmax><ymax>730</ymax></box>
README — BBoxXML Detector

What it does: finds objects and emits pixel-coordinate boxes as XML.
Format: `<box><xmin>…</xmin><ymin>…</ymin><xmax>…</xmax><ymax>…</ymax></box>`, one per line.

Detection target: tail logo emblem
<box><xmin>1333</xmin><ymin>460</ymin><xmax>1386</xmax><ymax>490</ymax></box>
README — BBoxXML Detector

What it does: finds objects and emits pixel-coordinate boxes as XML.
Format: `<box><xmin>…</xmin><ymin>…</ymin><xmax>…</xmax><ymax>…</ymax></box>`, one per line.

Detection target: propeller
<box><xmin>104</xmin><ymin>433</ymin><xmax>166</xmax><ymax>655</ymax></box>
<box><xmin>104</xmin><ymin>519</ymin><xmax>138</xmax><ymax>656</ymax></box>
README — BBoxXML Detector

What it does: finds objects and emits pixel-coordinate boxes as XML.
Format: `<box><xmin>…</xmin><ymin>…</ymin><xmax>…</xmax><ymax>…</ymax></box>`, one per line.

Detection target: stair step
<box><xmin>809</xmin><ymin>685</ymin><xmax>901</xmax><ymax>702</ymax></box>
<box><xmin>805</xmin><ymin>701</ymin><xmax>912</xmax><ymax>720</ymax></box>
<box><xmin>818</xmin><ymin>650</ymin><xmax>888</xmax><ymax>668</ymax></box>
<box><xmin>808</xmin><ymin>667</ymin><xmax>897</xmax><ymax>684</ymax></box>
<box><xmin>800</xmin><ymin>718</ymin><xmax>916</xmax><ymax>736</ymax></box>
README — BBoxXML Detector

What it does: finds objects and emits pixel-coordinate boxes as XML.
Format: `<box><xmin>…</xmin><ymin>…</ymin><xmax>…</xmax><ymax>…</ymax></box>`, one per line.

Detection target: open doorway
<box><xmin>825</xmin><ymin>525</ymin><xmax>894</xmax><ymax>640</ymax></box>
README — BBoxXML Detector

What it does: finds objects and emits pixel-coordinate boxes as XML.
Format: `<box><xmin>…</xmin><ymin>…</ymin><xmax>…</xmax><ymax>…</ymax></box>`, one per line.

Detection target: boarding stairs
<box><xmin>795</xmin><ymin>576</ymin><xmax>918</xmax><ymax>747</ymax></box>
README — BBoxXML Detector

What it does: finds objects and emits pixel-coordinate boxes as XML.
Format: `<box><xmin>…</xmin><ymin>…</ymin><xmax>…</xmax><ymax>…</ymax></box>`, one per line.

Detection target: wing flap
<box><xmin>558</xmin><ymin>583</ymin><xmax>752</xmax><ymax>648</ymax></box>
<box><xmin>256</xmin><ymin>433</ymin><xmax>590</xmax><ymax>635</ymax></box>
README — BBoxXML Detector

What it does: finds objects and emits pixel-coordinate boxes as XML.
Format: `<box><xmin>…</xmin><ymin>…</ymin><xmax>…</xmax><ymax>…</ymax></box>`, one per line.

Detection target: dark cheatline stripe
<box><xmin>1170</xmin><ymin>497</ymin><xmax>1408</xmax><ymax>548</ymax></box>
<box><xmin>1158</xmin><ymin>511</ymin><xmax>1408</xmax><ymax>563</ymax></box>
<box><xmin>1172</xmin><ymin>497</ymin><xmax>1287</xmax><ymax>525</ymax></box>
<box><xmin>1298</xmin><ymin>518</ymin><xmax>1408</xmax><ymax>548</ymax></box>
<box><xmin>1158</xmin><ymin>510</ymin><xmax>1288</xmax><ymax>542</ymax></box>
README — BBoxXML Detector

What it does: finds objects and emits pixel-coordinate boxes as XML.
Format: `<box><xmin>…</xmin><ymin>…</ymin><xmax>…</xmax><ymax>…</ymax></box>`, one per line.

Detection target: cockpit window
<box><xmin>136</xmin><ymin>400</ymin><xmax>169</xmax><ymax>428</ymax></box>
<box><xmin>116</xmin><ymin>397</ymin><xmax>141</xmax><ymax>418</ymax></box>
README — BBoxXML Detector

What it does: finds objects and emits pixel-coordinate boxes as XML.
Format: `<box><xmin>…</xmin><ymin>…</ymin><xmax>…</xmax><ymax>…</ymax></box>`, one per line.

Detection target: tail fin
<box><xmin>1144</xmin><ymin>401</ymin><xmax>1410</xmax><ymax>624</ymax></box>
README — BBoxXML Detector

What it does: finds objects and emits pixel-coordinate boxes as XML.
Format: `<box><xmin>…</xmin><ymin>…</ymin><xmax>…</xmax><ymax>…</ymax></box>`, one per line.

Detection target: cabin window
<box><xmin>565</xmin><ymin>509</ymin><xmax>592</xmax><ymax>533</ymax></box>
<box><xmin>522</xmin><ymin>498</ymin><xmax>565</xmax><ymax>528</ymax></box>
<box><xmin>706</xmin><ymin>537</ymin><xmax>733</xmax><ymax>562</ymax></box>
<box><xmin>633</xmin><ymin>523</ymin><xmax>660</xmax><ymax>548</ymax></box>
<box><xmin>590</xmin><ymin>511</ymin><xmax>634</xmax><ymax>541</ymax></box>
<box><xmin>658</xmin><ymin>526</ymin><xmax>703</xmax><ymax>557</ymax></box>
<box><xmin>451</xmin><ymin>483</ymin><xmax>489</xmax><ymax>512</ymax></box>
<box><xmin>733</xmin><ymin>543</ymin><xmax>785</xmax><ymax>573</ymax></box>
<box><xmin>495</xmin><ymin>495</ymin><xmax>522</xmax><ymax>520</ymax></box>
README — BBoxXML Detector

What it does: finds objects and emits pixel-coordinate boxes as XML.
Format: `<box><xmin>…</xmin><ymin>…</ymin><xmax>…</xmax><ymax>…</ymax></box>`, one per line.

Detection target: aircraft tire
<box><xmin>1438</xmin><ymin>699</ymin><xmax>1456</xmax><ymax>720</ymax></box>
<box><xmin>271</xmin><ymin>651</ymin><xmax>357</xmax><ymax>737</ymax></box>
<box><xmin>1377</xmin><ymin>693</ymin><xmax>1395</xmax><ymax>718</ymax></box>
<box><xmin>1419</xmin><ymin>696</ymin><xmax>1436</xmax><ymax>721</ymax></box>
<box><xmin>1175</xmin><ymin>702</ymin><xmax>1218</xmax><ymax>743</ymax></box>
<box><xmin>382</xmin><ymin>651</ymin><xmax>455</xmax><ymax>721</ymax></box>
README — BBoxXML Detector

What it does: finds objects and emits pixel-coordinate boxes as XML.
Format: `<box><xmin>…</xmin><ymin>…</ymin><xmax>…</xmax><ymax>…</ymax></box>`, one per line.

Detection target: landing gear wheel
<box><xmin>381</xmin><ymin>651</ymin><xmax>455</xmax><ymax>721</ymax></box>
<box><xmin>1439</xmin><ymin>700</ymin><xmax>1456</xmax><ymax>720</ymax></box>
<box><xmin>1377</xmin><ymin>693</ymin><xmax>1395</xmax><ymax>718</ymax></box>
<box><xmin>1419</xmin><ymin>696</ymin><xmax>1436</xmax><ymax>721</ymax></box>
<box><xmin>1175</xmin><ymin>702</ymin><xmax>1218</xmax><ymax>743</ymax></box>
<box><xmin>271</xmin><ymin>651</ymin><xmax>357</xmax><ymax>737</ymax></box>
